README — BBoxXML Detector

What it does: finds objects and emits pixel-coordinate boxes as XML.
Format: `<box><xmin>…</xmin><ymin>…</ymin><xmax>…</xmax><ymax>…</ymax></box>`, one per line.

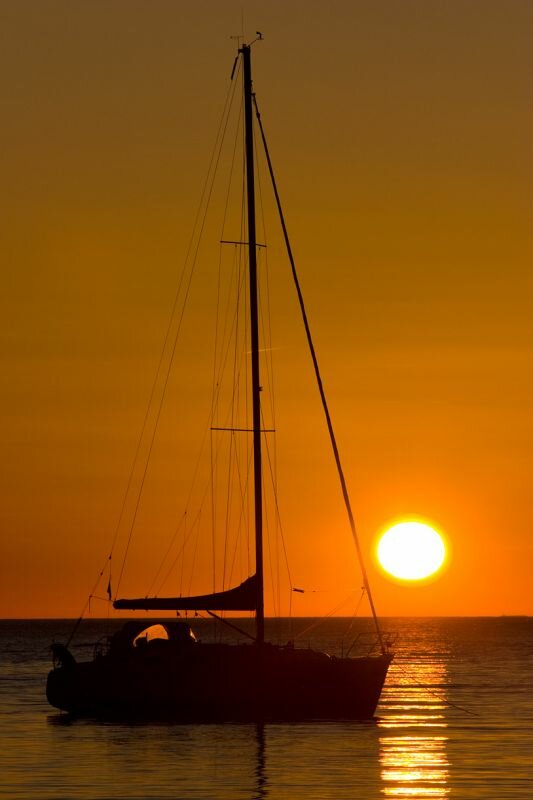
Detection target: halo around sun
<box><xmin>377</xmin><ymin>521</ymin><xmax>446</xmax><ymax>581</ymax></box>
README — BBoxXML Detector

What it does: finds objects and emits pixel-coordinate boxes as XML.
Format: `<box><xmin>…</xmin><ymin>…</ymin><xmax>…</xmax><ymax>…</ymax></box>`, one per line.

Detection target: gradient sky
<box><xmin>2</xmin><ymin>1</ymin><xmax>532</xmax><ymax>618</ymax></box>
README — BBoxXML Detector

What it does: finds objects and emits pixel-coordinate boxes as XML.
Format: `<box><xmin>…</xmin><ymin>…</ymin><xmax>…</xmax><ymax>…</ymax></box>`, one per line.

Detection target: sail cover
<box><xmin>113</xmin><ymin>574</ymin><xmax>258</xmax><ymax>612</ymax></box>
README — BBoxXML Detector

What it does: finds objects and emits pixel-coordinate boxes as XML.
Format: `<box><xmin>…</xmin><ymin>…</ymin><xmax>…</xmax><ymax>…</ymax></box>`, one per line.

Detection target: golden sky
<box><xmin>1</xmin><ymin>1</ymin><xmax>532</xmax><ymax>618</ymax></box>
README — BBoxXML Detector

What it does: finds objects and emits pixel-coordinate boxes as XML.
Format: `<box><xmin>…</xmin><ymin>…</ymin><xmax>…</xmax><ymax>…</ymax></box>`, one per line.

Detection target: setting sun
<box><xmin>377</xmin><ymin>522</ymin><xmax>446</xmax><ymax>581</ymax></box>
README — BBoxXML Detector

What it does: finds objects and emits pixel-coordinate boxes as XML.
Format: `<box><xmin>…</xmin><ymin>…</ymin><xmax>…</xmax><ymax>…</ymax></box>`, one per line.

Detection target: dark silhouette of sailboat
<box><xmin>47</xmin><ymin>40</ymin><xmax>393</xmax><ymax>721</ymax></box>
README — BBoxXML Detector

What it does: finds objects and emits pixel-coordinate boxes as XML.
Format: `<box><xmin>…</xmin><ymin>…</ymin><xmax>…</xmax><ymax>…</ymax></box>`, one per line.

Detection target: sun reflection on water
<box><xmin>378</xmin><ymin>660</ymin><xmax>449</xmax><ymax>798</ymax></box>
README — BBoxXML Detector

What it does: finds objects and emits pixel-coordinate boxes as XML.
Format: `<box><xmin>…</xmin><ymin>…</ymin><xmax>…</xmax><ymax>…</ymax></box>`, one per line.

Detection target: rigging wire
<box><xmin>66</xmin><ymin>563</ymin><xmax>112</xmax><ymax>647</ymax></box>
<box><xmin>227</xmin><ymin>446</ymin><xmax>253</xmax><ymax>587</ymax></box>
<box><xmin>342</xmin><ymin>587</ymin><xmax>367</xmax><ymax>645</ymax></box>
<box><xmin>223</xmin><ymin>239</ymin><xmax>245</xmax><ymax>590</ymax></box>
<box><xmin>240</xmin><ymin>96</ymin><xmax>251</xmax><ymax>582</ymax></box>
<box><xmin>152</xmin><ymin>373</ymin><xmax>252</xmax><ymax>598</ymax></box>
<box><xmin>211</xmin><ymin>242</ymin><xmax>242</xmax><ymax>592</ymax></box>
<box><xmin>179</xmin><ymin>513</ymin><xmax>187</xmax><ymax>597</ymax></box>
<box><xmin>252</xmin><ymin>93</ymin><xmax>387</xmax><ymax>656</ymax></box>
<box><xmin>145</xmin><ymin>261</ymin><xmax>249</xmax><ymax>600</ymax></box>
<box><xmin>154</xmin><ymin>266</ymin><xmax>252</xmax><ymax>601</ymax></box>
<box><xmin>211</xmin><ymin>103</ymin><xmax>247</xmax><ymax>591</ymax></box>
<box><xmin>155</xmin><ymin>503</ymin><xmax>204</xmax><ymax>595</ymax></box>
<box><xmin>66</xmin><ymin>65</ymin><xmax>243</xmax><ymax>644</ymax></box>
<box><xmin>293</xmin><ymin>591</ymin><xmax>358</xmax><ymax>642</ymax></box>
<box><xmin>148</xmin><ymin>353</ymin><xmax>244</xmax><ymax>600</ymax></box>
<box><xmin>254</xmin><ymin>123</ymin><xmax>284</xmax><ymax>617</ymax></box>
<box><xmin>212</xmin><ymin>100</ymin><xmax>252</xmax><ymax>597</ymax></box>
<box><xmin>261</xmin><ymin>412</ymin><xmax>293</xmax><ymax>593</ymax></box>
<box><xmin>115</xmin><ymin>63</ymin><xmax>241</xmax><ymax>598</ymax></box>
<box><xmin>213</xmin><ymin>250</ymin><xmax>248</xmax><ymax>591</ymax></box>
<box><xmin>186</xmin><ymin>510</ymin><xmax>202</xmax><ymax>597</ymax></box>
<box><xmin>146</xmin><ymin>511</ymin><xmax>187</xmax><ymax>597</ymax></box>
<box><xmin>211</xmin><ymin>84</ymin><xmax>243</xmax><ymax>592</ymax></box>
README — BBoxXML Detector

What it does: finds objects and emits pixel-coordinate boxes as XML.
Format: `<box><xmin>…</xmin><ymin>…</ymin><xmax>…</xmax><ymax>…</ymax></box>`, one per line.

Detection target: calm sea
<box><xmin>0</xmin><ymin>617</ymin><xmax>531</xmax><ymax>799</ymax></box>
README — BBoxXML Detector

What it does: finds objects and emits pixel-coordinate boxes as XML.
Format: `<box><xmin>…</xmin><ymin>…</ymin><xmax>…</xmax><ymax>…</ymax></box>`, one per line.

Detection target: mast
<box><xmin>241</xmin><ymin>43</ymin><xmax>264</xmax><ymax>645</ymax></box>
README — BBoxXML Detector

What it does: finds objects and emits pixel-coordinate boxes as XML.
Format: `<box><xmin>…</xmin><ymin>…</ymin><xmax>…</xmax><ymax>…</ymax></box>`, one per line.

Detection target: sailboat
<box><xmin>46</xmin><ymin>39</ymin><xmax>393</xmax><ymax>721</ymax></box>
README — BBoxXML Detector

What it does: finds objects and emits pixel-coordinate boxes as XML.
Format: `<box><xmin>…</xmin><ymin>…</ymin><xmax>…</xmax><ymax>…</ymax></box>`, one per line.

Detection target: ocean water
<box><xmin>0</xmin><ymin>617</ymin><xmax>531</xmax><ymax>799</ymax></box>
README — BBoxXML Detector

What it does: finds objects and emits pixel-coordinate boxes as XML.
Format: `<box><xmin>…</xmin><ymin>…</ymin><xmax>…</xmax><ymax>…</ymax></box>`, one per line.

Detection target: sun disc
<box><xmin>377</xmin><ymin>522</ymin><xmax>445</xmax><ymax>580</ymax></box>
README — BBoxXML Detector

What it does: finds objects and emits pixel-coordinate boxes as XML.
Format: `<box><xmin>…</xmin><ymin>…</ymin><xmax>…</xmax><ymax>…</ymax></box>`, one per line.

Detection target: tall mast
<box><xmin>241</xmin><ymin>43</ymin><xmax>264</xmax><ymax>645</ymax></box>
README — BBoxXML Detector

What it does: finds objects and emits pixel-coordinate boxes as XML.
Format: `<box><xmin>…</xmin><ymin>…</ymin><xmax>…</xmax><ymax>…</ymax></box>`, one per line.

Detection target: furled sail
<box><xmin>113</xmin><ymin>574</ymin><xmax>258</xmax><ymax>612</ymax></box>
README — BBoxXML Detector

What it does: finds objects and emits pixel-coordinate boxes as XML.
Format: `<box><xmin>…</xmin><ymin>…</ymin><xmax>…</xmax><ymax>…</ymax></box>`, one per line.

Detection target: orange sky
<box><xmin>1</xmin><ymin>1</ymin><xmax>532</xmax><ymax>618</ymax></box>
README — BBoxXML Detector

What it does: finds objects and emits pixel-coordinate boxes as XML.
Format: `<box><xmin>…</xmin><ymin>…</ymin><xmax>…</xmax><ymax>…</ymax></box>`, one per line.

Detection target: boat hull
<box><xmin>47</xmin><ymin>642</ymin><xmax>392</xmax><ymax>721</ymax></box>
